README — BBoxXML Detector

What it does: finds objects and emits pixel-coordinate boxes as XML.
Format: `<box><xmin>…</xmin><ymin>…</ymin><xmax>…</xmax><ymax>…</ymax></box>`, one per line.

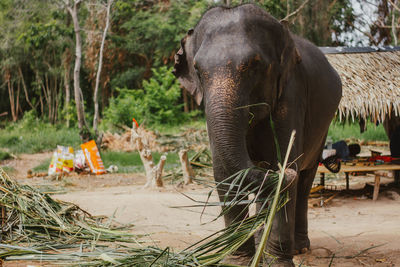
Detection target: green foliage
<box><xmin>101</xmin><ymin>151</ymin><xmax>180</xmax><ymax>173</ymax></box>
<box><xmin>59</xmin><ymin>101</ymin><xmax>78</xmax><ymax>127</ymax></box>
<box><xmin>19</xmin><ymin>109</ymin><xmax>39</xmax><ymax>129</ymax></box>
<box><xmin>328</xmin><ymin>121</ymin><xmax>388</xmax><ymax>142</ymax></box>
<box><xmin>18</xmin><ymin>20</ymin><xmax>71</xmax><ymax>50</ymax></box>
<box><xmin>102</xmin><ymin>66</ymin><xmax>187</xmax><ymax>129</ymax></box>
<box><xmin>110</xmin><ymin>0</ymin><xmax>209</xmax><ymax>88</ymax></box>
<box><xmin>32</xmin><ymin>158</ymin><xmax>51</xmax><ymax>172</ymax></box>
<box><xmin>0</xmin><ymin>150</ymin><xmax>11</xmax><ymax>161</ymax></box>
<box><xmin>120</xmin><ymin>0</ymin><xmax>208</xmax><ymax>65</ymax></box>
<box><xmin>0</xmin><ymin>119</ymin><xmax>81</xmax><ymax>154</ymax></box>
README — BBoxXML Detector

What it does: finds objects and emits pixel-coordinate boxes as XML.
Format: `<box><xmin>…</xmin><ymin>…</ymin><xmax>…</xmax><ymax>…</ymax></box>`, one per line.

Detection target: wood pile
<box><xmin>102</xmin><ymin>127</ymin><xmax>209</xmax><ymax>153</ymax></box>
<box><xmin>102</xmin><ymin>127</ymin><xmax>159</xmax><ymax>152</ymax></box>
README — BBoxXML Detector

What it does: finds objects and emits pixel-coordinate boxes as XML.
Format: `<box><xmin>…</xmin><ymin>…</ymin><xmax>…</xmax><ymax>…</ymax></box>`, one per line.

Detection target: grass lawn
<box><xmin>328</xmin><ymin>121</ymin><xmax>388</xmax><ymax>142</ymax></box>
<box><xmin>0</xmin><ymin>123</ymin><xmax>81</xmax><ymax>154</ymax></box>
<box><xmin>0</xmin><ymin>150</ymin><xmax>11</xmax><ymax>161</ymax></box>
<box><xmin>100</xmin><ymin>151</ymin><xmax>181</xmax><ymax>173</ymax></box>
<box><xmin>33</xmin><ymin>158</ymin><xmax>52</xmax><ymax>173</ymax></box>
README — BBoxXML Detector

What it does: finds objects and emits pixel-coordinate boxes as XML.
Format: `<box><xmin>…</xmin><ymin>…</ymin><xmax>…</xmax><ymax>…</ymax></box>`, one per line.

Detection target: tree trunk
<box><xmin>67</xmin><ymin>0</ymin><xmax>91</xmax><ymax>141</ymax></box>
<box><xmin>18</xmin><ymin>66</ymin><xmax>35</xmax><ymax>110</ymax></box>
<box><xmin>182</xmin><ymin>87</ymin><xmax>189</xmax><ymax>113</ymax></box>
<box><xmin>6</xmin><ymin>71</ymin><xmax>17</xmax><ymax>122</ymax></box>
<box><xmin>63</xmin><ymin>48</ymin><xmax>72</xmax><ymax>127</ymax></box>
<box><xmin>93</xmin><ymin>0</ymin><xmax>113</xmax><ymax>133</ymax></box>
<box><xmin>44</xmin><ymin>73</ymin><xmax>53</xmax><ymax>123</ymax></box>
<box><xmin>131</xmin><ymin>123</ymin><xmax>166</xmax><ymax>188</ymax></box>
<box><xmin>16</xmin><ymin>81</ymin><xmax>21</xmax><ymax>119</ymax></box>
<box><xmin>179</xmin><ymin>149</ymin><xmax>194</xmax><ymax>184</ymax></box>
<box><xmin>39</xmin><ymin>92</ymin><xmax>44</xmax><ymax>116</ymax></box>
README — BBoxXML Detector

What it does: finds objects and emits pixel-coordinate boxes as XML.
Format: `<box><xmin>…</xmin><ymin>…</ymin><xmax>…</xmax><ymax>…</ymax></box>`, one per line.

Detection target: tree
<box><xmin>93</xmin><ymin>0</ymin><xmax>114</xmax><ymax>133</ymax></box>
<box><xmin>63</xmin><ymin>0</ymin><xmax>91</xmax><ymax>141</ymax></box>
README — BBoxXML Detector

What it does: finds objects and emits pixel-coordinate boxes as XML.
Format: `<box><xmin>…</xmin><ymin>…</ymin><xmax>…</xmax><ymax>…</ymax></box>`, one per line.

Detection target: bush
<box><xmin>101</xmin><ymin>66</ymin><xmax>187</xmax><ymax>130</ymax></box>
<box><xmin>0</xmin><ymin>150</ymin><xmax>11</xmax><ymax>161</ymax></box>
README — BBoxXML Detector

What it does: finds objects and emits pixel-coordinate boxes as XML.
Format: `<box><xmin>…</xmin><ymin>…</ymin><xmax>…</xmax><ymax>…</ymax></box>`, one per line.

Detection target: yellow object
<box><xmin>81</xmin><ymin>140</ymin><xmax>106</xmax><ymax>175</ymax></box>
<box><xmin>48</xmin><ymin>146</ymin><xmax>74</xmax><ymax>175</ymax></box>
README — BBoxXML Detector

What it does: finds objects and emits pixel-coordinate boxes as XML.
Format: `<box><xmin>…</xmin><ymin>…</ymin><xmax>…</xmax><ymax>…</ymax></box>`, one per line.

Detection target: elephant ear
<box><xmin>173</xmin><ymin>29</ymin><xmax>203</xmax><ymax>105</ymax></box>
<box><xmin>278</xmin><ymin>20</ymin><xmax>302</xmax><ymax>99</ymax></box>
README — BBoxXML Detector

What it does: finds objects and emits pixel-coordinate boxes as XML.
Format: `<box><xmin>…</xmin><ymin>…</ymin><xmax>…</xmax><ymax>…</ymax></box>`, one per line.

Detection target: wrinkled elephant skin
<box><xmin>173</xmin><ymin>4</ymin><xmax>342</xmax><ymax>266</ymax></box>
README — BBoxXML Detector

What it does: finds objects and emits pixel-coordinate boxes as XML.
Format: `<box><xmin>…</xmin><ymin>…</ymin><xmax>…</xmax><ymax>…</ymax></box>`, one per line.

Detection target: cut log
<box><xmin>131</xmin><ymin>122</ymin><xmax>166</xmax><ymax>188</ymax></box>
<box><xmin>154</xmin><ymin>155</ymin><xmax>166</xmax><ymax>187</ymax></box>
<box><xmin>179</xmin><ymin>149</ymin><xmax>195</xmax><ymax>184</ymax></box>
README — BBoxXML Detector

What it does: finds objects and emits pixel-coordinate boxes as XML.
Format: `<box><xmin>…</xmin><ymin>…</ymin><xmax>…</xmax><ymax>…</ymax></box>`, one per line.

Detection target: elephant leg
<box><xmin>216</xmin><ymin>185</ymin><xmax>255</xmax><ymax>258</ymax></box>
<box><xmin>294</xmin><ymin>165</ymin><xmax>318</xmax><ymax>254</ymax></box>
<box><xmin>264</xmin><ymin>172</ymin><xmax>298</xmax><ymax>266</ymax></box>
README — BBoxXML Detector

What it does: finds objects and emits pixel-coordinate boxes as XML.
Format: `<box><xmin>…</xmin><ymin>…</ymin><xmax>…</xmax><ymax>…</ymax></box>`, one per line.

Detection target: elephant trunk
<box><xmin>205</xmin><ymin>89</ymin><xmax>266</xmax><ymax>187</ymax></box>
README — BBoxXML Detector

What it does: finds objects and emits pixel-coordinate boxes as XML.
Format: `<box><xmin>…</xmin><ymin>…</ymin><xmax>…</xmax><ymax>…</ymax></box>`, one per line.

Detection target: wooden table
<box><xmin>317</xmin><ymin>164</ymin><xmax>400</xmax><ymax>201</ymax></box>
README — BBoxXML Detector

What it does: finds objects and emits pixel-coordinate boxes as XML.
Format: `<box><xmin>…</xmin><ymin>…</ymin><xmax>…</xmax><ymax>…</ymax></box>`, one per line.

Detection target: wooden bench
<box><xmin>317</xmin><ymin>164</ymin><xmax>400</xmax><ymax>201</ymax></box>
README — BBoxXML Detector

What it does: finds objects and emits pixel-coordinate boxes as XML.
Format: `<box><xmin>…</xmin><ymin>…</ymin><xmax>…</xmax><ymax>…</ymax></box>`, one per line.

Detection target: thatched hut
<box><xmin>322</xmin><ymin>46</ymin><xmax>400</xmax><ymax>182</ymax></box>
<box><xmin>320</xmin><ymin>46</ymin><xmax>400</xmax><ymax>125</ymax></box>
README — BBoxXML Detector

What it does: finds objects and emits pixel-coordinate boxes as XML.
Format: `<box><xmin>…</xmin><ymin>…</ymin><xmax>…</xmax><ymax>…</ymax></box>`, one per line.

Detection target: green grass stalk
<box><xmin>251</xmin><ymin>130</ymin><xmax>296</xmax><ymax>267</ymax></box>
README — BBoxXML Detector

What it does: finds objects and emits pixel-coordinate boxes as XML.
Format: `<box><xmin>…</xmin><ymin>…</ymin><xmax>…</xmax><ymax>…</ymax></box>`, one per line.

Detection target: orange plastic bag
<box><xmin>81</xmin><ymin>140</ymin><xmax>106</xmax><ymax>175</ymax></box>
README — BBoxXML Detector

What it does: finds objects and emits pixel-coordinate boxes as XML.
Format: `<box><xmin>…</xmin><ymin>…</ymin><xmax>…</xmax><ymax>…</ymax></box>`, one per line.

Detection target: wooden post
<box><xmin>345</xmin><ymin>172</ymin><xmax>350</xmax><ymax>190</ymax></box>
<box><xmin>131</xmin><ymin>122</ymin><xmax>166</xmax><ymax>188</ymax></box>
<box><xmin>373</xmin><ymin>173</ymin><xmax>381</xmax><ymax>201</ymax></box>
<box><xmin>179</xmin><ymin>149</ymin><xmax>194</xmax><ymax>184</ymax></box>
<box><xmin>154</xmin><ymin>155</ymin><xmax>166</xmax><ymax>187</ymax></box>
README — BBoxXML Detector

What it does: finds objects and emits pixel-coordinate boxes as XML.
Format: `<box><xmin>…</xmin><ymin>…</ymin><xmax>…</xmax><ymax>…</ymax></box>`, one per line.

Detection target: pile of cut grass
<box><xmin>0</xmin><ymin>167</ymin><xmax>137</xmax><ymax>245</ymax></box>
<box><xmin>0</xmin><ymin>168</ymin><xmax>285</xmax><ymax>266</ymax></box>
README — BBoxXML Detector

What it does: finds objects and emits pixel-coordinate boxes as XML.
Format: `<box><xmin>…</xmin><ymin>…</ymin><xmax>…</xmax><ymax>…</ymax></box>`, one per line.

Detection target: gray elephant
<box><xmin>173</xmin><ymin>4</ymin><xmax>341</xmax><ymax>266</ymax></box>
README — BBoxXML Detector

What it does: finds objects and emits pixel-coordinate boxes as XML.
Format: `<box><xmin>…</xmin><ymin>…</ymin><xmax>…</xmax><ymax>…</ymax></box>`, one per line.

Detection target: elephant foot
<box><xmin>263</xmin><ymin>256</ymin><xmax>295</xmax><ymax>267</ymax></box>
<box><xmin>294</xmin><ymin>247</ymin><xmax>309</xmax><ymax>255</ymax></box>
<box><xmin>294</xmin><ymin>233</ymin><xmax>310</xmax><ymax>255</ymax></box>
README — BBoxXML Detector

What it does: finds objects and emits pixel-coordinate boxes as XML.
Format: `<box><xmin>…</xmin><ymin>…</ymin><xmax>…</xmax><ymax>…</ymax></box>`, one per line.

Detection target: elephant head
<box><xmin>173</xmin><ymin>5</ymin><xmax>301</xmax><ymax>185</ymax></box>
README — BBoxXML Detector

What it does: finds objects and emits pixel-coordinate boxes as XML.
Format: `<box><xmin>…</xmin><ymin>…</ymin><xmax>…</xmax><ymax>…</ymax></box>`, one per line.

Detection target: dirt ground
<box><xmin>2</xmin><ymin>153</ymin><xmax>400</xmax><ymax>266</ymax></box>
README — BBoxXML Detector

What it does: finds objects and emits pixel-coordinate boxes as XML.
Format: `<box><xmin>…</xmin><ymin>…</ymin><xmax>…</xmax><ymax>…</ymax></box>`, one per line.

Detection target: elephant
<box><xmin>173</xmin><ymin>4</ymin><xmax>342</xmax><ymax>266</ymax></box>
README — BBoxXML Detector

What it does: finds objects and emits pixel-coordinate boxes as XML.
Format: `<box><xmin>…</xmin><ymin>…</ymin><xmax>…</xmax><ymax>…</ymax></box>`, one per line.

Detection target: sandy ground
<box><xmin>2</xmin><ymin>154</ymin><xmax>400</xmax><ymax>266</ymax></box>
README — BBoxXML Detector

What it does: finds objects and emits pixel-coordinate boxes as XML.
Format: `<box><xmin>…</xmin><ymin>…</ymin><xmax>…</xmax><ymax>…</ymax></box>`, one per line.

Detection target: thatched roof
<box><xmin>321</xmin><ymin>46</ymin><xmax>400</xmax><ymax>122</ymax></box>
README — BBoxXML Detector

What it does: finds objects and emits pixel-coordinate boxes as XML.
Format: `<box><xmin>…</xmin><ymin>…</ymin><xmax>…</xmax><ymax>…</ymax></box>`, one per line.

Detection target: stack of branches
<box><xmin>102</xmin><ymin>126</ymin><xmax>158</xmax><ymax>152</ymax></box>
<box><xmin>163</xmin><ymin>148</ymin><xmax>213</xmax><ymax>185</ymax></box>
<box><xmin>158</xmin><ymin>128</ymin><xmax>209</xmax><ymax>152</ymax></box>
<box><xmin>101</xmin><ymin>127</ymin><xmax>209</xmax><ymax>153</ymax></box>
<box><xmin>0</xmin><ymin>167</ymin><xmax>137</xmax><ymax>246</ymax></box>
